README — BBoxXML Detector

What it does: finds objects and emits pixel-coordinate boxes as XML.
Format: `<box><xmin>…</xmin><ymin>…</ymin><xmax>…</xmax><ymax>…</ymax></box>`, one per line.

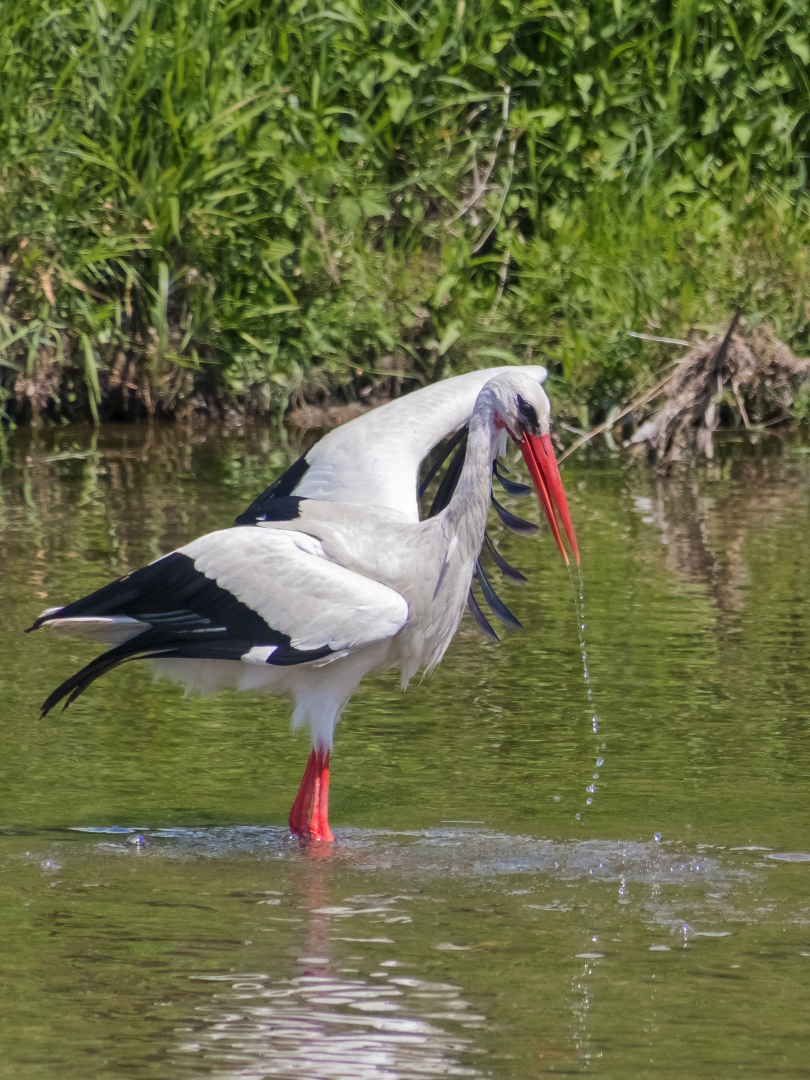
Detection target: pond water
<box><xmin>1</xmin><ymin>421</ymin><xmax>810</xmax><ymax>1079</ymax></box>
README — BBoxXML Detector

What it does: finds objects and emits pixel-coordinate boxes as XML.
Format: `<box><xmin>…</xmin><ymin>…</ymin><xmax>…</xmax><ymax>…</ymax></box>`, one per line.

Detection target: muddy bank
<box><xmin>3</xmin><ymin>347</ymin><xmax>416</xmax><ymax>430</ymax></box>
<box><xmin>4</xmin><ymin>319</ymin><xmax>810</xmax><ymax>469</ymax></box>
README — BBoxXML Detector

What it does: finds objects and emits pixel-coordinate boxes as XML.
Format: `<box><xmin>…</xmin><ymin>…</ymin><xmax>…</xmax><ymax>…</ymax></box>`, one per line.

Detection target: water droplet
<box><xmin>127</xmin><ymin>834</ymin><xmax>146</xmax><ymax>846</ymax></box>
<box><xmin>596</xmin><ymin>757</ymin><xmax>604</xmax><ymax>767</ymax></box>
<box><xmin>654</xmin><ymin>833</ymin><xmax>661</xmax><ymax>843</ymax></box>
<box><xmin>568</xmin><ymin>566</ymin><xmax>604</xmax><ymax>816</ymax></box>
<box><xmin>553</xmin><ymin>795</ymin><xmax>561</xmax><ymax>802</ymax></box>
<box><xmin>575</xmin><ymin>813</ymin><xmax>581</xmax><ymax>821</ymax></box>
<box><xmin>586</xmin><ymin>785</ymin><xmax>596</xmax><ymax>793</ymax></box>
<box><xmin>586</xmin><ymin>798</ymin><xmax>592</xmax><ymax>805</ymax></box>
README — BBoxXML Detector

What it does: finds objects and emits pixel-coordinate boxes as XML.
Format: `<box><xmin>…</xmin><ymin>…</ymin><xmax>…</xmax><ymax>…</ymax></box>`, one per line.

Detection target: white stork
<box><xmin>28</xmin><ymin>366</ymin><xmax>579</xmax><ymax>842</ymax></box>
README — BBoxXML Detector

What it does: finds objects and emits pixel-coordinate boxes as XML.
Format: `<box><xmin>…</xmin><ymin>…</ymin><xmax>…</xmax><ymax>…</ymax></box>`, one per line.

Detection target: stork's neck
<box><xmin>445</xmin><ymin>406</ymin><xmax>499</xmax><ymax>554</ymax></box>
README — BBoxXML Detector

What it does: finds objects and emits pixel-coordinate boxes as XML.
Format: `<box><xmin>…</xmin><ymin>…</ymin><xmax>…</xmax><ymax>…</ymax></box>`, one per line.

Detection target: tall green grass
<box><xmin>1</xmin><ymin>0</ymin><xmax>809</xmax><ymax>422</ymax></box>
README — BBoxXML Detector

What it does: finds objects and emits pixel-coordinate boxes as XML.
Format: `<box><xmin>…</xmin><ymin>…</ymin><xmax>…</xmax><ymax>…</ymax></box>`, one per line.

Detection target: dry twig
<box><xmin>445</xmin><ymin>87</ymin><xmax>510</xmax><ymax>229</ymax></box>
<box><xmin>296</xmin><ymin>184</ymin><xmax>340</xmax><ymax>284</ymax></box>
<box><xmin>558</xmin><ymin>365</ymin><xmax>684</xmax><ymax>465</ymax></box>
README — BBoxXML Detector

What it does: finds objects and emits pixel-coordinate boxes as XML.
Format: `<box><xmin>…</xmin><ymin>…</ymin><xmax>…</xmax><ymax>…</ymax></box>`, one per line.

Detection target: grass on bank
<box><xmin>1</xmin><ymin>0</ymin><xmax>810</xmax><ymax>425</ymax></box>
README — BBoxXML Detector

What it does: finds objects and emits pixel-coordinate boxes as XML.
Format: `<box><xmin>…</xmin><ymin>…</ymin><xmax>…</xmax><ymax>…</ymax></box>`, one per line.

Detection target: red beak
<box><xmin>519</xmin><ymin>433</ymin><xmax>580</xmax><ymax>566</ymax></box>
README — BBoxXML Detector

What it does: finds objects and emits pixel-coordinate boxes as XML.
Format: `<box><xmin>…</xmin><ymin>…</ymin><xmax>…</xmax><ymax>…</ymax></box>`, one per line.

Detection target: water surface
<box><xmin>2</xmin><ymin>423</ymin><xmax>810</xmax><ymax>1078</ymax></box>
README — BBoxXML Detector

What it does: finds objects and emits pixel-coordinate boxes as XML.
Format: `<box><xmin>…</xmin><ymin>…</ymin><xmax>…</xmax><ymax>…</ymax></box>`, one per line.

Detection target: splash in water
<box><xmin>568</xmin><ymin>565</ymin><xmax>604</xmax><ymax>820</ymax></box>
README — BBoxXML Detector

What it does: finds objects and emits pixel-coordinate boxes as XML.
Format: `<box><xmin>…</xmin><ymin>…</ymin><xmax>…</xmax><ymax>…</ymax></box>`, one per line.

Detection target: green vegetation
<box><xmin>1</xmin><ymin>0</ymin><xmax>810</xmax><ymax>424</ymax></box>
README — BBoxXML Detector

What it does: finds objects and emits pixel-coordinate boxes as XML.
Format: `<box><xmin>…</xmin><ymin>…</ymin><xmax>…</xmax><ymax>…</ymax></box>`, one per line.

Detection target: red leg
<box><xmin>289</xmin><ymin>748</ymin><xmax>334</xmax><ymax>843</ymax></box>
<box><xmin>288</xmin><ymin>750</ymin><xmax>319</xmax><ymax>836</ymax></box>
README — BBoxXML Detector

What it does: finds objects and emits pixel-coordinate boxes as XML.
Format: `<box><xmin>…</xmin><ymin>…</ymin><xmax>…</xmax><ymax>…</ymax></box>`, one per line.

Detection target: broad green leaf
<box><xmin>338</xmin><ymin>127</ymin><xmax>366</xmax><ymax>144</ymax></box>
<box><xmin>340</xmin><ymin>198</ymin><xmax>362</xmax><ymax>229</ymax></box>
<box><xmin>438</xmin><ymin>321</ymin><xmax>462</xmax><ymax>356</ymax></box>
<box><xmin>786</xmin><ymin>34</ymin><xmax>810</xmax><ymax>65</ymax></box>
<box><xmin>566</xmin><ymin>126</ymin><xmax>583</xmax><ymax>152</ymax></box>
<box><xmin>475</xmin><ymin>347</ymin><xmax>521</xmax><ymax>364</ymax></box>
<box><xmin>359</xmin><ymin>192</ymin><xmax>389</xmax><ymax>218</ymax></box>
<box><xmin>433</xmin><ymin>274</ymin><xmax>458</xmax><ymax>307</ymax></box>
<box><xmin>265</xmin><ymin>238</ymin><xmax>296</xmax><ymax>262</ymax></box>
<box><xmin>380</xmin><ymin>53</ymin><xmax>402</xmax><ymax>82</ymax></box>
<box><xmin>733</xmin><ymin>123</ymin><xmax>752</xmax><ymax>148</ymax></box>
<box><xmin>387</xmin><ymin>85</ymin><xmax>412</xmax><ymax>124</ymax></box>
<box><xmin>80</xmin><ymin>333</ymin><xmax>100</xmax><ymax>425</ymax></box>
<box><xmin>537</xmin><ymin>107</ymin><xmax>566</xmax><ymax>130</ymax></box>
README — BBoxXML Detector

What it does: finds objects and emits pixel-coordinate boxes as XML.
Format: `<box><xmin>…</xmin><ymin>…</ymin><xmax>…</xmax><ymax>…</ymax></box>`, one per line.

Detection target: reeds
<box><xmin>1</xmin><ymin>0</ymin><xmax>810</xmax><ymax>423</ymax></box>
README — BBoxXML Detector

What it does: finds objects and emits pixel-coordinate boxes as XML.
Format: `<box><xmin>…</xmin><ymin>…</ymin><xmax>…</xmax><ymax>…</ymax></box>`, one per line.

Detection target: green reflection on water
<box><xmin>1</xmin><ymin>423</ymin><xmax>810</xmax><ymax>1078</ymax></box>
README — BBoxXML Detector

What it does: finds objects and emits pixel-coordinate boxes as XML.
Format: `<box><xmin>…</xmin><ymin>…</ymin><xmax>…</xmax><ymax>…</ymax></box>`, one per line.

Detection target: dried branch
<box><xmin>483</xmin><ymin>246</ymin><xmax>511</xmax><ymax>324</ymax></box>
<box><xmin>444</xmin><ymin>87</ymin><xmax>510</xmax><ymax>228</ymax></box>
<box><xmin>472</xmin><ymin>135</ymin><xmax>517</xmax><ymax>255</ymax></box>
<box><xmin>296</xmin><ymin>184</ymin><xmax>340</xmax><ymax>284</ymax></box>
<box><xmin>627</xmin><ymin>331</ymin><xmax>692</xmax><ymax>346</ymax></box>
<box><xmin>558</xmin><ymin>365</ymin><xmax>684</xmax><ymax>465</ymax></box>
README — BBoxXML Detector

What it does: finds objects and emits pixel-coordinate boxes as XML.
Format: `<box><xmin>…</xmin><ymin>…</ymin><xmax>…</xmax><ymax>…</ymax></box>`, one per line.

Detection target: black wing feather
<box><xmin>493</xmin><ymin>462</ymin><xmax>531</xmax><ymax>497</ymax></box>
<box><xmin>235</xmin><ymin>456</ymin><xmax>310</xmax><ymax>525</ymax></box>
<box><xmin>483</xmin><ymin>533</ymin><xmax>528</xmax><ymax>583</ymax></box>
<box><xmin>467</xmin><ymin>588</ymin><xmax>499</xmax><ymax>642</ymax></box>
<box><xmin>427</xmin><ymin>431</ymin><xmax>469</xmax><ymax>518</ymax></box>
<box><xmin>491</xmin><ymin>493</ymin><xmax>539</xmax><ymax>535</ymax></box>
<box><xmin>421</xmin><ymin>429</ymin><xmax>531</xmax><ymax>639</ymax></box>
<box><xmin>419</xmin><ymin>426</ymin><xmax>468</xmax><ymax>500</ymax></box>
<box><xmin>32</xmin><ymin>552</ymin><xmax>331</xmax><ymax>715</ymax></box>
<box><xmin>475</xmin><ymin>560</ymin><xmax>524</xmax><ymax>630</ymax></box>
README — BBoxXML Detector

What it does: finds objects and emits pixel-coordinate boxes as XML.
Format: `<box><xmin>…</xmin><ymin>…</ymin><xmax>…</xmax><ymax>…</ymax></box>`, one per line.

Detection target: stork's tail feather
<box><xmin>40</xmin><ymin>638</ymin><xmax>174</xmax><ymax>716</ymax></box>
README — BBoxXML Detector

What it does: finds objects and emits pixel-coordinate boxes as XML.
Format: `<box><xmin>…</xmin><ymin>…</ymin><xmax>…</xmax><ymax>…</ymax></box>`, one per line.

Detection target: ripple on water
<box><xmin>70</xmin><ymin>825</ymin><xmax>721</xmax><ymax>886</ymax></box>
<box><xmin>176</xmin><ymin>971</ymin><xmax>483</xmax><ymax>1079</ymax></box>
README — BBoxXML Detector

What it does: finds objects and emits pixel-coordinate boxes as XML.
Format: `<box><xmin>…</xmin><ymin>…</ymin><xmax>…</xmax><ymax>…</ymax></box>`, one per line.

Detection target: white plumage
<box><xmin>185</xmin><ymin>529</ymin><xmax>409</xmax><ymax>653</ymax></box>
<box><xmin>30</xmin><ymin>365</ymin><xmax>578</xmax><ymax>842</ymax></box>
<box><xmin>292</xmin><ymin>364</ymin><xmax>548</xmax><ymax>518</ymax></box>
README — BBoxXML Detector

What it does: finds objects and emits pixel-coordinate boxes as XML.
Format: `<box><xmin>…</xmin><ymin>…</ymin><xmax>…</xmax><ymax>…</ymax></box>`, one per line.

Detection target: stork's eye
<box><xmin>516</xmin><ymin>395</ymin><xmax>538</xmax><ymax>431</ymax></box>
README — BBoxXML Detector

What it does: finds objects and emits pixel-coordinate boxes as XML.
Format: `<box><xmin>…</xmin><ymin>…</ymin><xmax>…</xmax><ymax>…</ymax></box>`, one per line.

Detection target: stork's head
<box><xmin>481</xmin><ymin>371</ymin><xmax>579</xmax><ymax>567</ymax></box>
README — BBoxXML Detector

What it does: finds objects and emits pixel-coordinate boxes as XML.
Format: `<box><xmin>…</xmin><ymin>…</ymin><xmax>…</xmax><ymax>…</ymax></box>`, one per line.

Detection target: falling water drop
<box><xmin>568</xmin><ymin>564</ymin><xmax>604</xmax><ymax>818</ymax></box>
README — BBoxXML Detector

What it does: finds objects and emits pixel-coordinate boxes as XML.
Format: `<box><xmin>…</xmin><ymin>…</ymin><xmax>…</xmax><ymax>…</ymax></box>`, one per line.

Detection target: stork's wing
<box><xmin>183</xmin><ymin>529</ymin><xmax>408</xmax><ymax>651</ymax></box>
<box><xmin>30</xmin><ymin>528</ymin><xmax>408</xmax><ymax>714</ymax></box>
<box><xmin>237</xmin><ymin>365</ymin><xmax>548</xmax><ymax>525</ymax></box>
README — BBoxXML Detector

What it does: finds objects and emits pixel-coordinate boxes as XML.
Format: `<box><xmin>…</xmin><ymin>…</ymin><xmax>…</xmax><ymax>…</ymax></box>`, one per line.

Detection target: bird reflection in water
<box><xmin>174</xmin><ymin>863</ymin><xmax>485</xmax><ymax>1079</ymax></box>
